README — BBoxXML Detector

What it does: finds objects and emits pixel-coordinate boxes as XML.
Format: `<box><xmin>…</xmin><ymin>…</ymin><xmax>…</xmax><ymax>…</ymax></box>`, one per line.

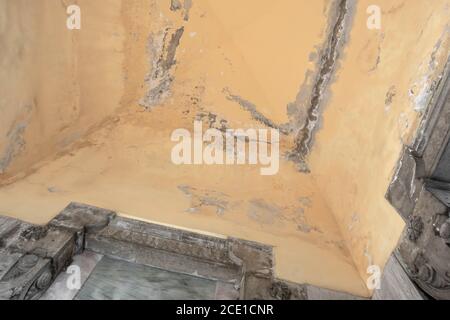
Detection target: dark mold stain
<box><xmin>287</xmin><ymin>0</ymin><xmax>355</xmax><ymax>172</ymax></box>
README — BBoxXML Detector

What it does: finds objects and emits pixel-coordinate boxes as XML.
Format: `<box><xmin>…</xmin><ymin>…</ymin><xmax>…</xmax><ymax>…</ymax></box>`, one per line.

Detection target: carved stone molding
<box><xmin>1</xmin><ymin>202</ymin><xmax>364</xmax><ymax>300</ymax></box>
<box><xmin>433</xmin><ymin>210</ymin><xmax>450</xmax><ymax>246</ymax></box>
<box><xmin>407</xmin><ymin>216</ymin><xmax>424</xmax><ymax>242</ymax></box>
<box><xmin>388</xmin><ymin>61</ymin><xmax>450</xmax><ymax>300</ymax></box>
<box><xmin>0</xmin><ymin>203</ymin><xmax>116</xmax><ymax>300</ymax></box>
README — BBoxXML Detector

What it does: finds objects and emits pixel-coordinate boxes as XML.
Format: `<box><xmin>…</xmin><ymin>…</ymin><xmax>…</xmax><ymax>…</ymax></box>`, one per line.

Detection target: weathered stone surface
<box><xmin>243</xmin><ymin>274</ymin><xmax>307</xmax><ymax>300</ymax></box>
<box><xmin>0</xmin><ymin>203</ymin><xmax>117</xmax><ymax>300</ymax></box>
<box><xmin>49</xmin><ymin>202</ymin><xmax>116</xmax><ymax>233</ymax></box>
<box><xmin>373</xmin><ymin>254</ymin><xmax>424</xmax><ymax>300</ymax></box>
<box><xmin>229</xmin><ymin>238</ymin><xmax>273</xmax><ymax>276</ymax></box>
<box><xmin>0</xmin><ymin>216</ymin><xmax>33</xmax><ymax>248</ymax></box>
<box><xmin>0</xmin><ymin>250</ymin><xmax>22</xmax><ymax>280</ymax></box>
<box><xmin>11</xmin><ymin>227</ymin><xmax>75</xmax><ymax>274</ymax></box>
<box><xmin>391</xmin><ymin>68</ymin><xmax>450</xmax><ymax>300</ymax></box>
<box><xmin>86</xmin><ymin>233</ymin><xmax>240</xmax><ymax>282</ymax></box>
<box><xmin>1</xmin><ymin>204</ymin><xmax>369</xmax><ymax>300</ymax></box>
<box><xmin>92</xmin><ymin>216</ymin><xmax>231</xmax><ymax>264</ymax></box>
<box><xmin>0</xmin><ymin>253</ymin><xmax>52</xmax><ymax>300</ymax></box>
<box><xmin>386</xmin><ymin>148</ymin><xmax>423</xmax><ymax>221</ymax></box>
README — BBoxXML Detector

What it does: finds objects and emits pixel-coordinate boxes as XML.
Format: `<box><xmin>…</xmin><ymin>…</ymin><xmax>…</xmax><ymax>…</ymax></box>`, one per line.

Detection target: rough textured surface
<box><xmin>2</xmin><ymin>203</ymin><xmax>368</xmax><ymax>300</ymax></box>
<box><xmin>1</xmin><ymin>0</ymin><xmax>449</xmax><ymax>297</ymax></box>
<box><xmin>372</xmin><ymin>254</ymin><xmax>424</xmax><ymax>300</ymax></box>
<box><xmin>309</xmin><ymin>0</ymin><xmax>450</xmax><ymax>287</ymax></box>
<box><xmin>388</xmin><ymin>66</ymin><xmax>450</xmax><ymax>300</ymax></box>
<box><xmin>0</xmin><ymin>203</ymin><xmax>116</xmax><ymax>300</ymax></box>
<box><xmin>289</xmin><ymin>0</ymin><xmax>355</xmax><ymax>170</ymax></box>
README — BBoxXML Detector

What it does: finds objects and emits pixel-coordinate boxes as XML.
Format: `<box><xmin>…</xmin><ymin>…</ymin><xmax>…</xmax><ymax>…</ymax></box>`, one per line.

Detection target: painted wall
<box><xmin>308</xmin><ymin>0</ymin><xmax>450</xmax><ymax>283</ymax></box>
<box><xmin>0</xmin><ymin>0</ymin><xmax>449</xmax><ymax>296</ymax></box>
<box><xmin>0</xmin><ymin>0</ymin><xmax>124</xmax><ymax>180</ymax></box>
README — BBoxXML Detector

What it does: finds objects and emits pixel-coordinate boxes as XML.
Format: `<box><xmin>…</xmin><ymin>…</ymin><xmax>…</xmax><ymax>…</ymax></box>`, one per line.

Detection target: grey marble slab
<box><xmin>306</xmin><ymin>285</ymin><xmax>366</xmax><ymax>300</ymax></box>
<box><xmin>214</xmin><ymin>281</ymin><xmax>239</xmax><ymax>300</ymax></box>
<box><xmin>75</xmin><ymin>256</ymin><xmax>217</xmax><ymax>300</ymax></box>
<box><xmin>372</xmin><ymin>254</ymin><xmax>425</xmax><ymax>300</ymax></box>
<box><xmin>41</xmin><ymin>251</ymin><xmax>103</xmax><ymax>300</ymax></box>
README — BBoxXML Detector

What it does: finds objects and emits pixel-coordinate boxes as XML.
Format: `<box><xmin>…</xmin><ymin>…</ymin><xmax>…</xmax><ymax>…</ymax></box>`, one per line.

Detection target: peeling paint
<box><xmin>409</xmin><ymin>27</ymin><xmax>449</xmax><ymax>113</ymax></box>
<box><xmin>287</xmin><ymin>0</ymin><xmax>355</xmax><ymax>171</ymax></box>
<box><xmin>170</xmin><ymin>0</ymin><xmax>192</xmax><ymax>21</ymax></box>
<box><xmin>178</xmin><ymin>185</ymin><xmax>230</xmax><ymax>216</ymax></box>
<box><xmin>247</xmin><ymin>198</ymin><xmax>322</xmax><ymax>234</ymax></box>
<box><xmin>223</xmin><ymin>88</ymin><xmax>289</xmax><ymax>135</ymax></box>
<box><xmin>140</xmin><ymin>26</ymin><xmax>185</xmax><ymax>109</ymax></box>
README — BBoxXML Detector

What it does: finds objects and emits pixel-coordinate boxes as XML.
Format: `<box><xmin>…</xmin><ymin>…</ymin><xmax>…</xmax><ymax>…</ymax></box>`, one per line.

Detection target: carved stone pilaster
<box><xmin>0</xmin><ymin>203</ymin><xmax>116</xmax><ymax>300</ymax></box>
<box><xmin>388</xmin><ymin>61</ymin><xmax>450</xmax><ymax>300</ymax></box>
<box><xmin>433</xmin><ymin>210</ymin><xmax>450</xmax><ymax>246</ymax></box>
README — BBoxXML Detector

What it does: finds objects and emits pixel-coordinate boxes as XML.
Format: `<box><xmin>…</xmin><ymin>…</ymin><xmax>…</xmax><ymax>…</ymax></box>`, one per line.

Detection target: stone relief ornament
<box><xmin>407</xmin><ymin>216</ymin><xmax>424</xmax><ymax>242</ymax></box>
<box><xmin>433</xmin><ymin>210</ymin><xmax>450</xmax><ymax>246</ymax></box>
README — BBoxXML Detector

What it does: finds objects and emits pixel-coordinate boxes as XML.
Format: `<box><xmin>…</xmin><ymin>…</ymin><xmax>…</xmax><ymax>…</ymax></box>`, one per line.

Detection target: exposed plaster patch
<box><xmin>170</xmin><ymin>0</ymin><xmax>192</xmax><ymax>21</ymax></box>
<box><xmin>287</xmin><ymin>0</ymin><xmax>356</xmax><ymax>172</ymax></box>
<box><xmin>397</xmin><ymin>112</ymin><xmax>410</xmax><ymax>144</ymax></box>
<box><xmin>247</xmin><ymin>198</ymin><xmax>323</xmax><ymax>234</ymax></box>
<box><xmin>348</xmin><ymin>213</ymin><xmax>360</xmax><ymax>231</ymax></box>
<box><xmin>384</xmin><ymin>85</ymin><xmax>397</xmax><ymax>112</ymax></box>
<box><xmin>140</xmin><ymin>26</ymin><xmax>185</xmax><ymax>109</ymax></box>
<box><xmin>295</xmin><ymin>198</ymin><xmax>323</xmax><ymax>234</ymax></box>
<box><xmin>223</xmin><ymin>88</ymin><xmax>289</xmax><ymax>135</ymax></box>
<box><xmin>170</xmin><ymin>0</ymin><xmax>182</xmax><ymax>11</ymax></box>
<box><xmin>298</xmin><ymin>196</ymin><xmax>312</xmax><ymax>209</ymax></box>
<box><xmin>248</xmin><ymin>199</ymin><xmax>282</xmax><ymax>225</ymax></box>
<box><xmin>297</xmin><ymin>219</ymin><xmax>323</xmax><ymax>234</ymax></box>
<box><xmin>183</xmin><ymin>0</ymin><xmax>193</xmax><ymax>21</ymax></box>
<box><xmin>286</xmin><ymin>70</ymin><xmax>316</xmax><ymax>135</ymax></box>
<box><xmin>178</xmin><ymin>185</ymin><xmax>231</xmax><ymax>216</ymax></box>
<box><xmin>0</xmin><ymin>123</ymin><xmax>27</xmax><ymax>174</ymax></box>
<box><xmin>409</xmin><ymin>27</ymin><xmax>450</xmax><ymax>113</ymax></box>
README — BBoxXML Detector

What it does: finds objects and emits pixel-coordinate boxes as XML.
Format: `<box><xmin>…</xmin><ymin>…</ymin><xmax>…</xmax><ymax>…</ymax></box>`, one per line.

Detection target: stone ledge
<box><xmin>0</xmin><ymin>202</ymin><xmax>365</xmax><ymax>300</ymax></box>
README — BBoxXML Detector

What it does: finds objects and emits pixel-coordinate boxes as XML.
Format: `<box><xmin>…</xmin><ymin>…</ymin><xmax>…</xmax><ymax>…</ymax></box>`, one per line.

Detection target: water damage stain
<box><xmin>287</xmin><ymin>0</ymin><xmax>356</xmax><ymax>172</ymax></box>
